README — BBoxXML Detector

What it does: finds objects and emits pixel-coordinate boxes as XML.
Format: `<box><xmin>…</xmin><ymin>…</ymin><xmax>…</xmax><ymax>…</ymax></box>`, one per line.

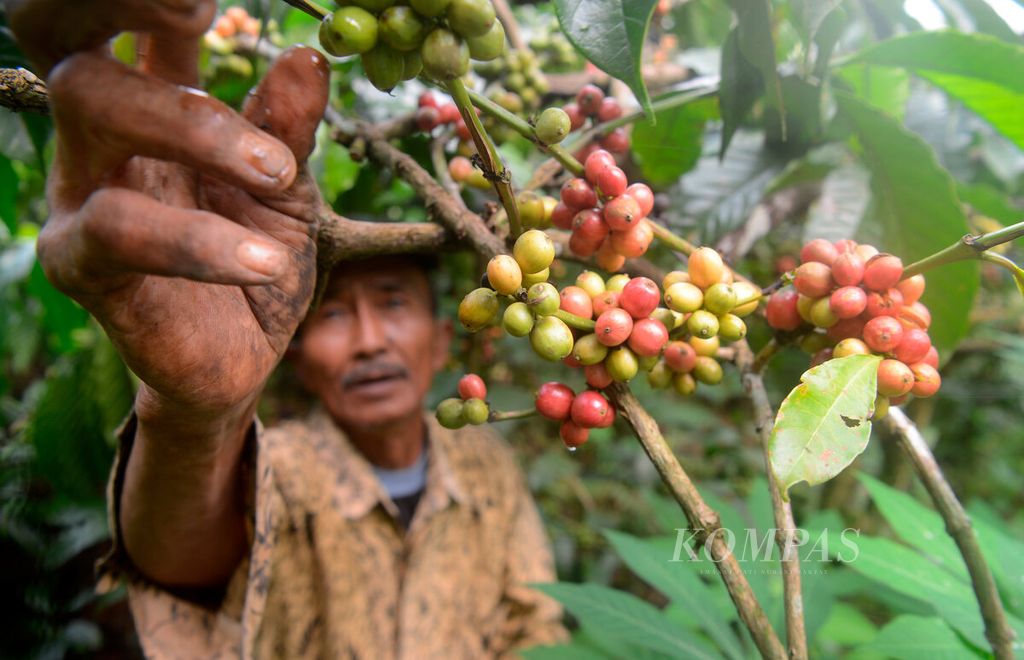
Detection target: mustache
<box><xmin>342</xmin><ymin>361</ymin><xmax>410</xmax><ymax>387</ymax></box>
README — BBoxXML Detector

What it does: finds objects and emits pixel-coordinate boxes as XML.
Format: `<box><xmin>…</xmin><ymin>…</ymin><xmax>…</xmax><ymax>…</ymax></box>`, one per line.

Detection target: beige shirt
<box><xmin>99</xmin><ymin>408</ymin><xmax>568</xmax><ymax>658</ymax></box>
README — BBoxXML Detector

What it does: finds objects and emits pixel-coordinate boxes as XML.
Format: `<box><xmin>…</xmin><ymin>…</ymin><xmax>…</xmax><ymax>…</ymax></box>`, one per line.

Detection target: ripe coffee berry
<box><xmin>551</xmin><ymin>202</ymin><xmax>576</xmax><ymax>230</ymax></box>
<box><xmin>572</xmin><ymin>209</ymin><xmax>609</xmax><ymax>243</ymax></box>
<box><xmin>865</xmin><ymin>289</ymin><xmax>903</xmax><ymax>318</ymax></box>
<box><xmin>863</xmin><ymin>254</ymin><xmax>904</xmax><ymax>291</ymax></box>
<box><xmin>536</xmin><ymin>382</ymin><xmax>574</xmax><ymax>421</ymax></box>
<box><xmin>688</xmin><ymin>247</ymin><xmax>726</xmax><ymax>289</ymax></box>
<box><xmin>910</xmin><ymin>363</ymin><xmax>941</xmax><ymax>397</ymax></box>
<box><xmin>800</xmin><ymin>239</ymin><xmax>839</xmax><ymax>266</ymax></box>
<box><xmin>897</xmin><ymin>274</ymin><xmax>926</xmax><ymax>305</ymax></box>
<box><xmin>863</xmin><ymin>316</ymin><xmax>904</xmax><ymax>353</ymax></box>
<box><xmin>609</xmin><ymin>219</ymin><xmax>653</xmax><ymax>258</ymax></box>
<box><xmin>604</xmin><ymin>195</ymin><xmax>641</xmax><ymax>231</ymax></box>
<box><xmin>597</xmin><ymin>97</ymin><xmax>623</xmax><ymax>122</ymax></box>
<box><xmin>595</xmin><ymin>308</ymin><xmax>634</xmax><ymax>346</ymax></box>
<box><xmin>584</xmin><ymin>150</ymin><xmax>616</xmax><ymax>185</ymax></box>
<box><xmin>625</xmin><ymin>183</ymin><xmax>654</xmax><ymax>217</ymax></box>
<box><xmin>664</xmin><ymin>341</ymin><xmax>697</xmax><ymax>372</ymax></box>
<box><xmin>877</xmin><ymin>359</ymin><xmax>914</xmax><ymax>397</ymax></box>
<box><xmin>619</xmin><ymin>277</ymin><xmax>660</xmax><ymax>319</ymax></box>
<box><xmin>576</xmin><ymin>84</ymin><xmax>605</xmax><ymax>115</ymax></box>
<box><xmin>571</xmin><ymin>390</ymin><xmax>612</xmax><ymax>428</ymax></box>
<box><xmin>560</xmin><ymin>421</ymin><xmax>590</xmax><ymax>448</ymax></box>
<box><xmin>563</xmin><ymin>102</ymin><xmax>585</xmax><ymax>131</ymax></box>
<box><xmin>568</xmin><ymin>231</ymin><xmax>601</xmax><ymax>258</ymax></box>
<box><xmin>893</xmin><ymin>327</ymin><xmax>932</xmax><ymax>364</ymax></box>
<box><xmin>584</xmin><ymin>363</ymin><xmax>614</xmax><ymax>389</ymax></box>
<box><xmin>832</xmin><ymin>252</ymin><xmax>865</xmax><ymax>287</ymax></box>
<box><xmin>561</xmin><ymin>178</ymin><xmax>598</xmax><ymax>209</ymax></box>
<box><xmin>830</xmin><ymin>286</ymin><xmax>867</xmax><ymax>319</ymax></box>
<box><xmin>627</xmin><ymin>318</ymin><xmax>669</xmax><ymax>356</ymax></box>
<box><xmin>601</xmin><ymin>128</ymin><xmax>630</xmax><ymax>153</ymax></box>
<box><xmin>765</xmin><ymin>289</ymin><xmax>802</xmax><ymax>331</ymax></box>
<box><xmin>457</xmin><ymin>374</ymin><xmax>487</xmax><ymax>400</ymax></box>
<box><xmin>793</xmin><ymin>262</ymin><xmax>834</xmax><ymax>298</ymax></box>
<box><xmin>596</xmin><ymin>166</ymin><xmax>628</xmax><ymax>197</ymax></box>
<box><xmin>595</xmin><ymin>239</ymin><xmax>626</xmax><ymax>272</ymax></box>
<box><xmin>592</xmin><ymin>290</ymin><xmax>620</xmax><ymax>315</ymax></box>
<box><xmin>560</xmin><ymin>286</ymin><xmax>594</xmax><ymax>319</ymax></box>
<box><xmin>415</xmin><ymin>106</ymin><xmax>441</xmax><ymax>131</ymax></box>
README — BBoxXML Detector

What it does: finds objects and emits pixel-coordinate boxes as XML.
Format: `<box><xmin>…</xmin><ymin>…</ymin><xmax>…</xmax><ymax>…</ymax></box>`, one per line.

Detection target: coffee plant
<box><xmin>1</xmin><ymin>0</ymin><xmax>1023</xmax><ymax>658</ymax></box>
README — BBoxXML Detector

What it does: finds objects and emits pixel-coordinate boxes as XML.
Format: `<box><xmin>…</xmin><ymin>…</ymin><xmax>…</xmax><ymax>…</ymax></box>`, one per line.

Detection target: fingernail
<box><xmin>237</xmin><ymin>240</ymin><xmax>286</xmax><ymax>277</ymax></box>
<box><xmin>242</xmin><ymin>133</ymin><xmax>291</xmax><ymax>179</ymax></box>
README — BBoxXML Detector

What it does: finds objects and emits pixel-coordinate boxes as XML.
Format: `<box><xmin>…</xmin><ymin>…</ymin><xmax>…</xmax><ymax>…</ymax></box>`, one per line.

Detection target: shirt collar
<box><xmin>306</xmin><ymin>407</ymin><xmax>468</xmax><ymax>522</ymax></box>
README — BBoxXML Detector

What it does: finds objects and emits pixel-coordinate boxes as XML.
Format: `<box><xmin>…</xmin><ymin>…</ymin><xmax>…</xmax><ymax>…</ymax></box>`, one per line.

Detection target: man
<box><xmin>5</xmin><ymin>0</ymin><xmax>566</xmax><ymax>656</ymax></box>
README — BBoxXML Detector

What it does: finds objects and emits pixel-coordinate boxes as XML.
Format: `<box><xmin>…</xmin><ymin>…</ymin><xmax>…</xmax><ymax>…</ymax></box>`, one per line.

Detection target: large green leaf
<box><xmin>836</xmin><ymin>64</ymin><xmax>909</xmax><ymax>119</ymax></box>
<box><xmin>769</xmin><ymin>354</ymin><xmax>881</xmax><ymax>499</ymax></box>
<box><xmin>603</xmin><ymin>530</ymin><xmax>745</xmax><ymax>660</ymax></box>
<box><xmin>803</xmin><ymin>163</ymin><xmax>870</xmax><ymax>243</ymax></box>
<box><xmin>631</xmin><ymin>98</ymin><xmax>717</xmax><ymax>187</ymax></box>
<box><xmin>934</xmin><ymin>0</ymin><xmax>1021</xmax><ymax>42</ymax></box>
<box><xmin>0</xmin><ymin>155</ymin><xmax>16</xmax><ymax>233</ymax></box>
<box><xmin>849</xmin><ymin>30</ymin><xmax>1024</xmax><ymax>148</ymax></box>
<box><xmin>553</xmin><ymin>0</ymin><xmax>657</xmax><ymax>117</ymax></box>
<box><xmin>837</xmin><ymin>93</ymin><xmax>979</xmax><ymax>358</ymax></box>
<box><xmin>533</xmin><ymin>583</ymin><xmax>718</xmax><ymax>659</ymax></box>
<box><xmin>725</xmin><ymin>0</ymin><xmax>784</xmax><ymax>140</ymax></box>
<box><xmin>718</xmin><ymin>26</ymin><xmax>763</xmax><ymax>159</ymax></box>
<box><xmin>520</xmin><ymin>642</ymin><xmax>609</xmax><ymax>660</ymax></box>
<box><xmin>858</xmin><ymin>615</ymin><xmax>975</xmax><ymax>660</ymax></box>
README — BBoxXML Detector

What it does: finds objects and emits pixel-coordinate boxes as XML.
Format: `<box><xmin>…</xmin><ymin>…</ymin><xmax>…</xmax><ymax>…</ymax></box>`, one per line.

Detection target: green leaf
<box><xmin>859</xmin><ymin>615</ymin><xmax>975</xmax><ymax>660</ymax></box>
<box><xmin>0</xmin><ymin>155</ymin><xmax>16</xmax><ymax>233</ymax></box>
<box><xmin>603</xmin><ymin>530</ymin><xmax>746</xmax><ymax>660</ymax></box>
<box><xmin>817</xmin><ymin>602</ymin><xmax>879</xmax><ymax>645</ymax></box>
<box><xmin>631</xmin><ymin>98</ymin><xmax>717</xmax><ymax>187</ymax></box>
<box><xmin>970</xmin><ymin>513</ymin><xmax>1024</xmax><ymax>618</ymax></box>
<box><xmin>837</xmin><ymin>92</ymin><xmax>979</xmax><ymax>358</ymax></box>
<box><xmin>769</xmin><ymin>354</ymin><xmax>881</xmax><ymax>499</ymax></box>
<box><xmin>956</xmin><ymin>182</ymin><xmax>1024</xmax><ymax>224</ymax></box>
<box><xmin>554</xmin><ymin>0</ymin><xmax>657</xmax><ymax>117</ymax></box>
<box><xmin>836</xmin><ymin>64</ymin><xmax>910</xmax><ymax>119</ymax></box>
<box><xmin>857</xmin><ymin>474</ymin><xmax>967</xmax><ymax>581</ymax></box>
<box><xmin>849</xmin><ymin>30</ymin><xmax>1024</xmax><ymax>148</ymax></box>
<box><xmin>533</xmin><ymin>583</ymin><xmax>718</xmax><ymax>660</ymax></box>
<box><xmin>803</xmin><ymin>163</ymin><xmax>870</xmax><ymax>243</ymax></box>
<box><xmin>935</xmin><ymin>0</ymin><xmax>1021</xmax><ymax>43</ymax></box>
<box><xmin>719</xmin><ymin>26</ymin><xmax>763</xmax><ymax>159</ymax></box>
<box><xmin>725</xmin><ymin>0</ymin><xmax>784</xmax><ymax>140</ymax></box>
<box><xmin>520</xmin><ymin>642</ymin><xmax>610</xmax><ymax>660</ymax></box>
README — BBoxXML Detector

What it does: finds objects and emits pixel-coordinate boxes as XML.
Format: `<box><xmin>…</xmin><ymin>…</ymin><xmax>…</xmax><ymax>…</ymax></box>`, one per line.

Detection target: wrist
<box><xmin>134</xmin><ymin>382</ymin><xmax>260</xmax><ymax>445</ymax></box>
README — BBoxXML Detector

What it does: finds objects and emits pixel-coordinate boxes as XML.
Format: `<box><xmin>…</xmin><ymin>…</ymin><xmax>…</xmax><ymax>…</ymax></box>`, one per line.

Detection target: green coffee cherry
<box><xmin>572</xmin><ymin>333</ymin><xmax>609</xmax><ymax>366</ymax></box>
<box><xmin>410</xmin><ymin>0</ymin><xmax>451</xmax><ymax>18</ymax></box>
<box><xmin>466</xmin><ymin>19</ymin><xmax>505</xmax><ymax>61</ymax></box>
<box><xmin>717</xmin><ymin>314</ymin><xmax>747</xmax><ymax>342</ymax></box>
<box><xmin>458</xmin><ymin>287</ymin><xmax>499</xmax><ymax>331</ymax></box>
<box><xmin>672</xmin><ymin>372</ymin><xmax>697</xmax><ymax>396</ymax></box>
<box><xmin>527</xmin><ymin>282</ymin><xmax>559</xmax><ymax>316</ymax></box>
<box><xmin>703</xmin><ymin>283</ymin><xmax>737</xmax><ymax>315</ymax></box>
<box><xmin>686</xmin><ymin>310</ymin><xmax>720</xmax><ymax>339</ymax></box>
<box><xmin>446</xmin><ymin>0</ymin><xmax>496</xmax><ymax>38</ymax></box>
<box><xmin>513</xmin><ymin>229</ymin><xmax>555</xmax><ymax>274</ymax></box>
<box><xmin>319</xmin><ymin>7</ymin><xmax>378</xmax><ymax>57</ymax></box>
<box><xmin>353</xmin><ymin>0</ymin><xmax>397</xmax><ymax>10</ymax></box>
<box><xmin>693</xmin><ymin>356</ymin><xmax>723</xmax><ymax>385</ymax></box>
<box><xmin>648</xmin><ymin>361</ymin><xmax>673</xmax><ymax>389</ymax></box>
<box><xmin>503</xmin><ymin>302</ymin><xmax>534</xmax><ymax>337</ymax></box>
<box><xmin>379</xmin><ymin>6</ymin><xmax>426</xmax><ymax>52</ymax></box>
<box><xmin>421</xmin><ymin>28</ymin><xmax>470</xmax><ymax>80</ymax></box>
<box><xmin>530</xmin><ymin>316</ymin><xmax>574</xmax><ymax>361</ymax></box>
<box><xmin>463</xmin><ymin>398</ymin><xmax>490</xmax><ymax>425</ymax></box>
<box><xmin>535</xmin><ymin>107</ymin><xmax>571</xmax><ymax>145</ymax></box>
<box><xmin>436</xmin><ymin>397</ymin><xmax>467</xmax><ymax>428</ymax></box>
<box><xmin>362</xmin><ymin>44</ymin><xmax>405</xmax><ymax>92</ymax></box>
<box><xmin>606</xmin><ymin>347</ymin><xmax>639</xmax><ymax>382</ymax></box>
<box><xmin>402</xmin><ymin>50</ymin><xmax>423</xmax><ymax>80</ymax></box>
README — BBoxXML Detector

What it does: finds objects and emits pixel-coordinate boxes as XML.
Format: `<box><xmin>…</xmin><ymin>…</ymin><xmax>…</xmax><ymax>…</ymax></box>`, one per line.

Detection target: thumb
<box><xmin>242</xmin><ymin>46</ymin><xmax>330</xmax><ymax>164</ymax></box>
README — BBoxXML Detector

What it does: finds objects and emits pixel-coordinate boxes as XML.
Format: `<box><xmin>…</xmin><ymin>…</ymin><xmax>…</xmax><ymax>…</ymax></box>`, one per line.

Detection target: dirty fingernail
<box><xmin>242</xmin><ymin>133</ymin><xmax>292</xmax><ymax>179</ymax></box>
<box><xmin>237</xmin><ymin>239</ymin><xmax>285</xmax><ymax>277</ymax></box>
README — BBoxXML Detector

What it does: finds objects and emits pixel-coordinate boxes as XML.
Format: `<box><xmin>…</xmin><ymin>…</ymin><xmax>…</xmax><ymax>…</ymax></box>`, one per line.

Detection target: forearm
<box><xmin>119</xmin><ymin>384</ymin><xmax>257</xmax><ymax>590</ymax></box>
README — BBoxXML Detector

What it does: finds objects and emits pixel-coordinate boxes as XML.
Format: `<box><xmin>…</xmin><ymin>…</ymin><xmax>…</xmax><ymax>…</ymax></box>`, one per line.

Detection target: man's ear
<box><xmin>431</xmin><ymin>318</ymin><xmax>454</xmax><ymax>373</ymax></box>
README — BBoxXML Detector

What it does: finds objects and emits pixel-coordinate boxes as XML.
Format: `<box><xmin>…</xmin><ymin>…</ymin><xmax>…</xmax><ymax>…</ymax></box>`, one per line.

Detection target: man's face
<box><xmin>295</xmin><ymin>257</ymin><xmax>452</xmax><ymax>433</ymax></box>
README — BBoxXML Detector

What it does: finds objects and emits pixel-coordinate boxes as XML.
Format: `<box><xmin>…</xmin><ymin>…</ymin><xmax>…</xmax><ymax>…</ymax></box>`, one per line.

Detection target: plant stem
<box><xmin>553</xmin><ymin>309</ymin><xmax>596</xmax><ymax>332</ymax></box>
<box><xmin>648</xmin><ymin>220</ymin><xmax>698</xmax><ymax>255</ymax></box>
<box><xmin>902</xmin><ymin>220</ymin><xmax>1024</xmax><ymax>278</ymax></box>
<box><xmin>883</xmin><ymin>408</ymin><xmax>1016</xmax><ymax>659</ymax></box>
<box><xmin>465</xmin><ymin>87</ymin><xmax>585</xmax><ymax>177</ymax></box>
<box><xmin>278</xmin><ymin>0</ymin><xmax>328</xmax><ymax>20</ymax></box>
<box><xmin>447</xmin><ymin>78</ymin><xmax>523</xmax><ymax>238</ymax></box>
<box><xmin>735</xmin><ymin>341</ymin><xmax>809</xmax><ymax>660</ymax></box>
<box><xmin>489</xmin><ymin>408</ymin><xmax>536</xmax><ymax>422</ymax></box>
<box><xmin>753</xmin><ymin>338</ymin><xmax>781</xmax><ymax>373</ymax></box>
<box><xmin>607</xmin><ymin>383</ymin><xmax>787</xmax><ymax>660</ymax></box>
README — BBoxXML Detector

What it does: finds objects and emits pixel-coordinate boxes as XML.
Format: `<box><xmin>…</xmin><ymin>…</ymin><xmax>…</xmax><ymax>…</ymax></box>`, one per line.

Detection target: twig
<box><xmin>753</xmin><ymin>338</ymin><xmax>781</xmax><ymax>374</ymax></box>
<box><xmin>489</xmin><ymin>408</ymin><xmax>536</xmax><ymax>422</ymax></box>
<box><xmin>883</xmin><ymin>408</ymin><xmax>1016</xmax><ymax>659</ymax></box>
<box><xmin>735</xmin><ymin>341</ymin><xmax>808</xmax><ymax>660</ymax></box>
<box><xmin>902</xmin><ymin>219</ymin><xmax>1024</xmax><ymax>279</ymax></box>
<box><xmin>0</xmin><ymin>68</ymin><xmax>50</xmax><ymax>114</ymax></box>
<box><xmin>490</xmin><ymin>0</ymin><xmax>526</xmax><ymax>52</ymax></box>
<box><xmin>607</xmin><ymin>383</ymin><xmax>787</xmax><ymax>660</ymax></box>
<box><xmin>430</xmin><ymin>134</ymin><xmax>465</xmax><ymax>207</ymax></box>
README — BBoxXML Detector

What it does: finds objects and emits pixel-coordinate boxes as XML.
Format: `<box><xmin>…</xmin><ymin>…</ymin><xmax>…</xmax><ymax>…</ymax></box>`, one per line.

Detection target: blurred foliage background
<box><xmin>1</xmin><ymin>0</ymin><xmax>1023</xmax><ymax>657</ymax></box>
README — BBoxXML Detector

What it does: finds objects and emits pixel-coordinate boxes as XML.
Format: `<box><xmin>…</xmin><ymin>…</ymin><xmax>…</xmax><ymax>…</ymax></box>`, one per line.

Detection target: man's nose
<box><xmin>351</xmin><ymin>298</ymin><xmax>388</xmax><ymax>356</ymax></box>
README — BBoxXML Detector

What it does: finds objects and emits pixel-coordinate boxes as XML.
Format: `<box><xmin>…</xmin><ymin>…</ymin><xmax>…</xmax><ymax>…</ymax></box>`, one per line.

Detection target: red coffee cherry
<box><xmin>923</xmin><ymin>345</ymin><xmax>940</xmax><ymax>368</ymax></box>
<box><xmin>827</xmin><ymin>316</ymin><xmax>866</xmax><ymax>342</ymax></box>
<box><xmin>570</xmin><ymin>390</ymin><xmax>612</xmax><ymax>428</ymax></box>
<box><xmin>572</xmin><ymin>208</ymin><xmax>609</xmax><ymax>243</ymax></box>
<box><xmin>793</xmin><ymin>262</ymin><xmax>834</xmax><ymax>298</ymax></box>
<box><xmin>863</xmin><ymin>254</ymin><xmax>904</xmax><ymax>291</ymax></box>
<box><xmin>439</xmin><ymin>103</ymin><xmax>461</xmax><ymax>124</ymax></box>
<box><xmin>563</xmin><ymin>102</ymin><xmax>585</xmax><ymax>131</ymax></box>
<box><xmin>455</xmin><ymin>118</ymin><xmax>471</xmax><ymax>141</ymax></box>
<box><xmin>625</xmin><ymin>183</ymin><xmax>654</xmax><ymax>217</ymax></box>
<box><xmin>535</xmin><ymin>382</ymin><xmax>574</xmax><ymax>421</ymax></box>
<box><xmin>800</xmin><ymin>238</ymin><xmax>839</xmax><ymax>266</ymax></box>
<box><xmin>896</xmin><ymin>273</ymin><xmax>926</xmax><ymax>305</ymax></box>
<box><xmin>765</xmin><ymin>289</ymin><xmax>802</xmax><ymax>331</ymax></box>
<box><xmin>810</xmin><ymin>348</ymin><xmax>834</xmax><ymax>368</ymax></box>
<box><xmin>834</xmin><ymin>239</ymin><xmax>858</xmax><ymax>254</ymax></box>
<box><xmin>877</xmin><ymin>359</ymin><xmax>914</xmax><ymax>397</ymax></box>
<box><xmin>551</xmin><ymin>202</ymin><xmax>576</xmax><ymax>230</ymax></box>
<box><xmin>893</xmin><ymin>327</ymin><xmax>932</xmax><ymax>364</ymax></box>
<box><xmin>595</xmin><ymin>238</ymin><xmax>626</xmax><ymax>273</ymax></box>
<box><xmin>448</xmin><ymin>155</ymin><xmax>474</xmax><ymax>182</ymax></box>
<box><xmin>561</xmin><ymin>178</ymin><xmax>598</xmax><ymax>209</ymax></box>
<box><xmin>627</xmin><ymin>318</ymin><xmax>669</xmax><ymax>357</ymax></box>
<box><xmin>863</xmin><ymin>316</ymin><xmax>904</xmax><ymax>353</ymax></box>
<box><xmin>865</xmin><ymin>288</ymin><xmax>904</xmax><ymax>318</ymax></box>
<box><xmin>584</xmin><ymin>362</ymin><xmax>614</xmax><ymax>389</ymax></box>
<box><xmin>832</xmin><ymin>252</ymin><xmax>865</xmax><ymax>287</ymax></box>
<box><xmin>601</xmin><ymin>127</ymin><xmax>630</xmax><ymax>153</ymax></box>
<box><xmin>415</xmin><ymin>106</ymin><xmax>441</xmax><ymax>131</ymax></box>
<box><xmin>619</xmin><ymin>277</ymin><xmax>661</xmax><ymax>319</ymax></box>
<box><xmin>584</xmin><ymin>149</ymin><xmax>616</xmax><ymax>186</ymax></box>
<box><xmin>592</xmin><ymin>290</ymin><xmax>620</xmax><ymax>315</ymax></box>
<box><xmin>419</xmin><ymin>91</ymin><xmax>438</xmax><ymax>108</ymax></box>
<box><xmin>855</xmin><ymin>243</ymin><xmax>879</xmax><ymax>262</ymax></box>
<box><xmin>457</xmin><ymin>373</ymin><xmax>487</xmax><ymax>400</ymax></box>
<box><xmin>609</xmin><ymin>220</ymin><xmax>654</xmax><ymax>258</ymax></box>
<box><xmin>597</xmin><ymin>97</ymin><xmax>623</xmax><ymax>122</ymax></box>
<box><xmin>664</xmin><ymin>340</ymin><xmax>697</xmax><ymax>372</ymax></box>
<box><xmin>596</xmin><ymin>166</ymin><xmax>628</xmax><ymax>197</ymax></box>
<box><xmin>568</xmin><ymin>230</ymin><xmax>602</xmax><ymax>258</ymax></box>
<box><xmin>560</xmin><ymin>420</ymin><xmax>590</xmax><ymax>448</ymax></box>
<box><xmin>603</xmin><ymin>195</ymin><xmax>642</xmax><ymax>232</ymax></box>
<box><xmin>560</xmin><ymin>286</ymin><xmax>594</xmax><ymax>319</ymax></box>
<box><xmin>910</xmin><ymin>362</ymin><xmax>941</xmax><ymax>397</ymax></box>
<box><xmin>901</xmin><ymin>301</ymin><xmax>932</xmax><ymax>329</ymax></box>
<box><xmin>595</xmin><ymin>308</ymin><xmax>634</xmax><ymax>346</ymax></box>
<box><xmin>829</xmin><ymin>286</ymin><xmax>868</xmax><ymax>319</ymax></box>
<box><xmin>577</xmin><ymin>84</ymin><xmax>605</xmax><ymax>115</ymax></box>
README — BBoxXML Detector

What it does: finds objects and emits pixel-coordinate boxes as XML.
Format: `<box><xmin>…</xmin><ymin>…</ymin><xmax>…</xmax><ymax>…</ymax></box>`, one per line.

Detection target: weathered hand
<box><xmin>13</xmin><ymin>0</ymin><xmax>330</xmax><ymax>417</ymax></box>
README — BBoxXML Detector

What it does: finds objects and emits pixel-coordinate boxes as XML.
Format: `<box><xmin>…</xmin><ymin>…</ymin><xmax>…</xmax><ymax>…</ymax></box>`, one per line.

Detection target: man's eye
<box><xmin>385</xmin><ymin>296</ymin><xmax>407</xmax><ymax>308</ymax></box>
<box><xmin>322</xmin><ymin>307</ymin><xmax>348</xmax><ymax>319</ymax></box>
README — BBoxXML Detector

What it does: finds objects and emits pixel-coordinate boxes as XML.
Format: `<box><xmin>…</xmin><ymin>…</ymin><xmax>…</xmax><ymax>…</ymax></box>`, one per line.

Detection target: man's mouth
<box><xmin>342</xmin><ymin>364</ymin><xmax>409</xmax><ymax>391</ymax></box>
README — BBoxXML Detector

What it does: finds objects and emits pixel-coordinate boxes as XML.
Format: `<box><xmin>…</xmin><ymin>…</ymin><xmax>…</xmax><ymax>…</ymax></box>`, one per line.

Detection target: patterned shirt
<box><xmin>98</xmin><ymin>407</ymin><xmax>568</xmax><ymax>658</ymax></box>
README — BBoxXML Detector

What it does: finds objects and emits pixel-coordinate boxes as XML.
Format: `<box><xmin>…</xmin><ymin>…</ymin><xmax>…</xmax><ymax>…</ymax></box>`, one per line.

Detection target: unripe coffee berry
<box><xmin>446</xmin><ymin>0</ymin><xmax>496</xmax><ymax>38</ymax></box>
<box><xmin>833</xmin><ymin>338</ymin><xmax>870</xmax><ymax>358</ymax></box>
<box><xmin>863</xmin><ymin>254</ymin><xmax>904</xmax><ymax>291</ymax></box>
<box><xmin>466</xmin><ymin>19</ymin><xmax>505</xmax><ymax>60</ymax></box>
<box><xmin>595</xmin><ymin>308</ymin><xmax>634</xmax><ymax>346</ymax></box>
<box><xmin>830</xmin><ymin>286</ymin><xmax>868</xmax><ymax>319</ymax></box>
<box><xmin>457</xmin><ymin>374</ymin><xmax>487</xmax><ymax>400</ymax></box>
<box><xmin>730</xmin><ymin>281</ymin><xmax>761</xmax><ymax>317</ymax></box>
<box><xmin>765</xmin><ymin>289</ymin><xmax>802</xmax><ymax>331</ymax></box>
<box><xmin>560</xmin><ymin>286</ymin><xmax>594</xmax><ymax>319</ymax></box>
<box><xmin>523</xmin><ymin>268</ymin><xmax>549</xmax><ymax>287</ymax></box>
<box><xmin>877</xmin><ymin>359</ymin><xmax>914</xmax><ymax>397</ymax></box>
<box><xmin>436</xmin><ymin>397</ymin><xmax>467</xmax><ymax>429</ymax></box>
<box><xmin>619</xmin><ymin>277</ymin><xmax>660</xmax><ymax>319</ymax></box>
<box><xmin>688</xmin><ymin>247</ymin><xmax>726</xmax><ymax>290</ymax></box>
<box><xmin>411</xmin><ymin>0</ymin><xmax>449</xmax><ymax>17</ymax></box>
<box><xmin>800</xmin><ymin>238</ymin><xmax>839</xmax><ymax>266</ymax></box>
<box><xmin>517</xmin><ymin>191</ymin><xmax>548</xmax><ymax>229</ymax></box>
<box><xmin>513</xmin><ymin>229</ymin><xmax>555</xmax><ymax>274</ymax></box>
<box><xmin>503</xmin><ymin>302</ymin><xmax>534</xmax><ymax>337</ymax></box>
<box><xmin>421</xmin><ymin>28</ymin><xmax>469</xmax><ymax>80</ymax></box>
<box><xmin>873</xmin><ymin>394</ymin><xmax>890</xmax><ymax>420</ymax></box>
<box><xmin>535</xmin><ymin>107</ymin><xmax>572</xmax><ymax>145</ymax></box>
<box><xmin>379</xmin><ymin>6</ymin><xmax>426</xmax><ymax>51</ymax></box>
<box><xmin>687</xmin><ymin>310</ymin><xmax>719</xmax><ymax>339</ymax></box>
<box><xmin>690</xmin><ymin>335</ymin><xmax>720</xmax><ymax>357</ymax></box>
<box><xmin>800</xmin><ymin>331</ymin><xmax>831</xmax><ymax>354</ymax></box>
<box><xmin>647</xmin><ymin>361</ymin><xmax>673</xmax><ymax>389</ymax></box>
<box><xmin>793</xmin><ymin>262</ymin><xmax>834</xmax><ymax>298</ymax></box>
<box><xmin>459</xmin><ymin>287</ymin><xmax>498</xmax><ymax>331</ymax></box>
<box><xmin>536</xmin><ymin>382</ymin><xmax>574</xmax><ymax>421</ymax></box>
<box><xmin>650</xmin><ymin>307</ymin><xmax>677</xmax><ymax>330</ymax></box>
<box><xmin>810</xmin><ymin>348</ymin><xmax>834</xmax><ymax>368</ymax></box>
<box><xmin>576</xmin><ymin>84</ymin><xmax>605</xmax><ymax>115</ymax></box>
<box><xmin>571</xmin><ymin>390</ymin><xmax>612</xmax><ymax>428</ymax></box>
<box><xmin>463</xmin><ymin>398</ymin><xmax>489</xmax><ymax>425</ymax></box>
<box><xmin>576</xmin><ymin>270</ymin><xmax>606</xmax><ymax>298</ymax></box>
<box><xmin>672</xmin><ymin>372</ymin><xmax>697</xmax><ymax>395</ymax></box>
<box><xmin>320</xmin><ymin>7</ymin><xmax>379</xmax><ymax>57</ymax></box>
<box><xmin>530</xmin><ymin>316</ymin><xmax>574</xmax><ymax>361</ymax></box>
<box><xmin>863</xmin><ymin>316</ymin><xmax>904</xmax><ymax>353</ymax></box>
<box><xmin>527</xmin><ymin>282</ymin><xmax>560</xmax><ymax>316</ymax></box>
<box><xmin>572</xmin><ymin>333</ymin><xmax>609</xmax><ymax>365</ymax></box>
<box><xmin>796</xmin><ymin>294</ymin><xmax>816</xmax><ymax>324</ymax></box>
<box><xmin>362</xmin><ymin>44</ymin><xmax>405</xmax><ymax>92</ymax></box>
<box><xmin>810</xmin><ymin>297</ymin><xmax>838</xmax><ymax>328</ymax></box>
<box><xmin>486</xmin><ymin>255</ymin><xmax>523</xmax><ymax>295</ymax></box>
<box><xmin>606</xmin><ymin>274</ymin><xmax>631</xmax><ymax>292</ymax></box>
<box><xmin>703</xmin><ymin>283</ymin><xmax>737</xmax><ymax>315</ymax></box>
<box><xmin>693</xmin><ymin>356</ymin><xmax>723</xmax><ymax>385</ymax></box>
<box><xmin>605</xmin><ymin>347</ymin><xmax>639</xmax><ymax>382</ymax></box>
<box><xmin>717</xmin><ymin>314</ymin><xmax>747</xmax><ymax>342</ymax></box>
<box><xmin>627</xmin><ymin>318</ymin><xmax>669</xmax><ymax>356</ymax></box>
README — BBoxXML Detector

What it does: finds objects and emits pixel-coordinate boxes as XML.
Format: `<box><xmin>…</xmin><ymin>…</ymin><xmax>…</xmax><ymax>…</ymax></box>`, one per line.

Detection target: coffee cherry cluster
<box><xmin>415</xmin><ymin>90</ymin><xmax>464</xmax><ymax>133</ymax></box>
<box><xmin>475</xmin><ymin>49</ymin><xmax>551</xmax><ymax>110</ymax></box>
<box><xmin>317</xmin><ymin>0</ymin><xmax>505</xmax><ymax>92</ymax></box>
<box><xmin>764</xmin><ymin>238</ymin><xmax>941</xmax><ymax>415</ymax></box>
<box><xmin>436</xmin><ymin>374</ymin><xmax>491</xmax><ymax>429</ymax></box>
<box><xmin>553</xmin><ymin>148</ymin><xmax>654</xmax><ymax>272</ymax></box>
<box><xmin>565</xmin><ymin>85</ymin><xmax>631</xmax><ymax>158</ymax></box>
<box><xmin>210</xmin><ymin>6</ymin><xmax>262</xmax><ymax>40</ymax></box>
<box><xmin>527</xmin><ymin>18</ymin><xmax>584</xmax><ymax>73</ymax></box>
<box><xmin>535</xmin><ymin>382</ymin><xmax>614</xmax><ymax>450</ymax></box>
<box><xmin>204</xmin><ymin>7</ymin><xmax>282</xmax><ymax>81</ymax></box>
